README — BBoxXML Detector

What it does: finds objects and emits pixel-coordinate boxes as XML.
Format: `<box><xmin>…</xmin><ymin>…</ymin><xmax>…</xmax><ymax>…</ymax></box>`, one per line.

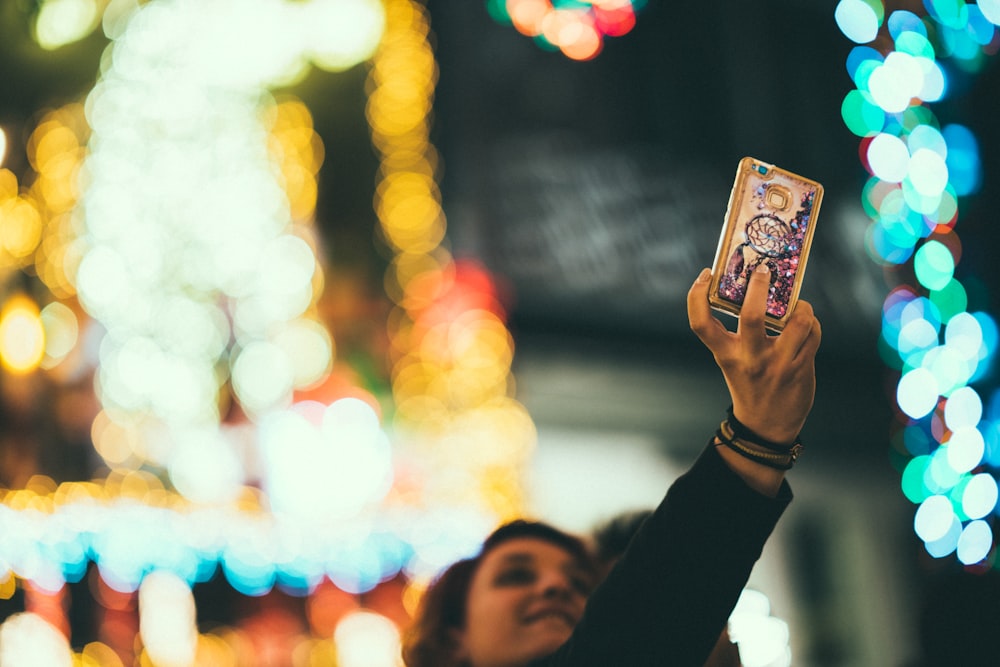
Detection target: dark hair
<box><xmin>401</xmin><ymin>520</ymin><xmax>595</xmax><ymax>667</ymax></box>
<box><xmin>591</xmin><ymin>509</ymin><xmax>653</xmax><ymax>565</ymax></box>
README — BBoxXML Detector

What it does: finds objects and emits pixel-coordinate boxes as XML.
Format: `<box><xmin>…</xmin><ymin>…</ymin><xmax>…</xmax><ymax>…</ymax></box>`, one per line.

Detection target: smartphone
<box><xmin>708</xmin><ymin>157</ymin><xmax>823</xmax><ymax>331</ymax></box>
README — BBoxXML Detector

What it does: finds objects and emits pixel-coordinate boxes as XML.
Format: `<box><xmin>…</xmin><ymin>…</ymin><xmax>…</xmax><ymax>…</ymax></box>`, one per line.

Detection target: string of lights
<box><xmin>0</xmin><ymin>0</ymin><xmax>419</xmax><ymax>663</ymax></box>
<box><xmin>485</xmin><ymin>0</ymin><xmax>645</xmax><ymax>61</ymax></box>
<box><xmin>369</xmin><ymin>0</ymin><xmax>535</xmax><ymax>527</ymax></box>
<box><xmin>0</xmin><ymin>0</ymin><xmax>536</xmax><ymax>661</ymax></box>
<box><xmin>836</xmin><ymin>0</ymin><xmax>1000</xmax><ymax>566</ymax></box>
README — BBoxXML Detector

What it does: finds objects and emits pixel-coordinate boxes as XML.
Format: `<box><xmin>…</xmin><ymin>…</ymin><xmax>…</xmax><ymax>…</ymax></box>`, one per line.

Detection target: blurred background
<box><xmin>0</xmin><ymin>0</ymin><xmax>999</xmax><ymax>665</ymax></box>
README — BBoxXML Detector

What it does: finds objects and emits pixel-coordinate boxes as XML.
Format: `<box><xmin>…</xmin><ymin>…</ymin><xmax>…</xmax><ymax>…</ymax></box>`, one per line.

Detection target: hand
<box><xmin>687</xmin><ymin>265</ymin><xmax>821</xmax><ymax>446</ymax></box>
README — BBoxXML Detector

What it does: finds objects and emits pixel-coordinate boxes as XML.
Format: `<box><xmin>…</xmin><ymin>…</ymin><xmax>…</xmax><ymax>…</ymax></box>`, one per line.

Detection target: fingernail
<box><xmin>697</xmin><ymin>268</ymin><xmax>711</xmax><ymax>282</ymax></box>
<box><xmin>756</xmin><ymin>264</ymin><xmax>770</xmax><ymax>275</ymax></box>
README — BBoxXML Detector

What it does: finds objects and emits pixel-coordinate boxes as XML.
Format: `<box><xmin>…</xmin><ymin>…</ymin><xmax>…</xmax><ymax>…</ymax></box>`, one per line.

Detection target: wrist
<box><xmin>728</xmin><ymin>405</ymin><xmax>801</xmax><ymax>447</ymax></box>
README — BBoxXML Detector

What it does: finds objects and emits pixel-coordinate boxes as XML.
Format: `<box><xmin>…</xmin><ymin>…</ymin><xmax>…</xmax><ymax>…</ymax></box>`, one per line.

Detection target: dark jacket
<box><xmin>531</xmin><ymin>444</ymin><xmax>792</xmax><ymax>666</ymax></box>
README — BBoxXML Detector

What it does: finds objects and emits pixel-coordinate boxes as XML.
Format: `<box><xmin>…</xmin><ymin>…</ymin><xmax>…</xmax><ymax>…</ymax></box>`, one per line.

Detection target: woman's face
<box><xmin>454</xmin><ymin>537</ymin><xmax>593</xmax><ymax>667</ymax></box>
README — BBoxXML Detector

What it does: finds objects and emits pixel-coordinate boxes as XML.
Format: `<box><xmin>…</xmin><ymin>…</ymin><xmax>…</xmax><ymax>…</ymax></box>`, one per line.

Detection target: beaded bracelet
<box><xmin>716</xmin><ymin>418</ymin><xmax>803</xmax><ymax>471</ymax></box>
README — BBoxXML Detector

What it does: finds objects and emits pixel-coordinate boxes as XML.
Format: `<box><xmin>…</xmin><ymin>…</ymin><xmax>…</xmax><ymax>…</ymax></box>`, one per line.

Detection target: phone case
<box><xmin>709</xmin><ymin>157</ymin><xmax>823</xmax><ymax>331</ymax></box>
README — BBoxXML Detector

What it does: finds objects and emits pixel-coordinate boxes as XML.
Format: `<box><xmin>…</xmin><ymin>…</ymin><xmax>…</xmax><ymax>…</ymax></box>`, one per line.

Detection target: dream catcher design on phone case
<box><xmin>718</xmin><ymin>189</ymin><xmax>815</xmax><ymax>319</ymax></box>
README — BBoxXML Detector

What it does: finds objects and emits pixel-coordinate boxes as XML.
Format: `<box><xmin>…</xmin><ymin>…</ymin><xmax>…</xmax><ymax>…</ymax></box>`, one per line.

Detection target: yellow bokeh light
<box><xmin>368</xmin><ymin>0</ymin><xmax>535</xmax><ymax>521</ymax></box>
<box><xmin>79</xmin><ymin>642</ymin><xmax>125</xmax><ymax>667</ymax></box>
<box><xmin>0</xmin><ymin>575</ymin><xmax>16</xmax><ymax>602</ymax></box>
<box><xmin>0</xmin><ymin>168</ymin><xmax>17</xmax><ymax>199</ymax></box>
<box><xmin>22</xmin><ymin>105</ymin><xmax>88</xmax><ymax>299</ymax></box>
<box><xmin>28</xmin><ymin>122</ymin><xmax>80</xmax><ymax>173</ymax></box>
<box><xmin>33</xmin><ymin>0</ymin><xmax>101</xmax><ymax>50</ymax></box>
<box><xmin>1</xmin><ymin>197</ymin><xmax>44</xmax><ymax>260</ymax></box>
<box><xmin>0</xmin><ymin>295</ymin><xmax>46</xmax><ymax>374</ymax></box>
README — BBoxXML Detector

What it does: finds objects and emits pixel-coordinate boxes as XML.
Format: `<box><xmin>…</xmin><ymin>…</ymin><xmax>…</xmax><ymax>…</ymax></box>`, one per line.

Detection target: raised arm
<box><xmin>687</xmin><ymin>264</ymin><xmax>821</xmax><ymax>497</ymax></box>
<box><xmin>533</xmin><ymin>267</ymin><xmax>822</xmax><ymax>666</ymax></box>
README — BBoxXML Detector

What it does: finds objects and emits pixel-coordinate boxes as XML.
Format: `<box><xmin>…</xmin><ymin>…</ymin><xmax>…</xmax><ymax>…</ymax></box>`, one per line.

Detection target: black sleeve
<box><xmin>531</xmin><ymin>443</ymin><xmax>792</xmax><ymax>667</ymax></box>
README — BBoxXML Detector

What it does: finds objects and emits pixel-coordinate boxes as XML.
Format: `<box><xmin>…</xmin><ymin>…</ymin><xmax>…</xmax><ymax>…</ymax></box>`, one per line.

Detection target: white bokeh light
<box><xmin>923</xmin><ymin>513</ymin><xmax>961</xmax><ymax>557</ymax></box>
<box><xmin>923</xmin><ymin>346</ymin><xmax>975</xmax><ymax>397</ymax></box>
<box><xmin>944</xmin><ymin>385</ymin><xmax>983</xmax><ymax>431</ymax></box>
<box><xmin>897</xmin><ymin>367</ymin><xmax>939</xmax><ymax>418</ymax></box>
<box><xmin>907</xmin><ymin>148</ymin><xmax>949</xmax><ymax>196</ymax></box>
<box><xmin>897</xmin><ymin>318</ymin><xmax>938</xmax><ymax>358</ymax></box>
<box><xmin>907</xmin><ymin>124</ymin><xmax>947</xmax><ymax>158</ymax></box>
<box><xmin>729</xmin><ymin>589</ymin><xmax>792</xmax><ymax>667</ymax></box>
<box><xmin>231</xmin><ymin>341</ymin><xmax>295</xmax><ymax>415</ymax></box>
<box><xmin>0</xmin><ymin>613</ymin><xmax>73</xmax><ymax>667</ymax></box>
<box><xmin>962</xmin><ymin>473</ymin><xmax>999</xmax><ymax>520</ymax></box>
<box><xmin>168</xmin><ymin>429</ymin><xmax>245</xmax><ymax>504</ymax></box>
<box><xmin>979</xmin><ymin>0</ymin><xmax>1000</xmax><ymax>26</ymax></box>
<box><xmin>260</xmin><ymin>400</ymin><xmax>392</xmax><ymax>519</ymax></box>
<box><xmin>944</xmin><ymin>312</ymin><xmax>985</xmax><ymax>364</ymax></box>
<box><xmin>835</xmin><ymin>0</ymin><xmax>881</xmax><ymax>44</ymax></box>
<box><xmin>944</xmin><ymin>427</ymin><xmax>985</xmax><ymax>474</ymax></box>
<box><xmin>34</xmin><ymin>0</ymin><xmax>100</xmax><ymax>50</ymax></box>
<box><xmin>957</xmin><ymin>520</ymin><xmax>993</xmax><ymax>565</ymax></box>
<box><xmin>139</xmin><ymin>570</ymin><xmax>198</xmax><ymax>667</ymax></box>
<box><xmin>914</xmin><ymin>494</ymin><xmax>956</xmax><ymax>542</ymax></box>
<box><xmin>868</xmin><ymin>52</ymin><xmax>923</xmax><ymax>112</ymax></box>
<box><xmin>917</xmin><ymin>56</ymin><xmax>946</xmax><ymax>101</ymax></box>
<box><xmin>274</xmin><ymin>318</ymin><xmax>334</xmax><ymax>388</ymax></box>
<box><xmin>71</xmin><ymin>0</ymin><xmax>384</xmax><ymax>496</ymax></box>
<box><xmin>867</xmin><ymin>133</ymin><xmax>910</xmax><ymax>182</ymax></box>
<box><xmin>334</xmin><ymin>611</ymin><xmax>403</xmax><ymax>667</ymax></box>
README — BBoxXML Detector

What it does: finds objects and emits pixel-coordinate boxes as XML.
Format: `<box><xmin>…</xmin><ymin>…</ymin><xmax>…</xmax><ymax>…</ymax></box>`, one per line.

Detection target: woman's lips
<box><xmin>522</xmin><ymin>605</ymin><xmax>577</xmax><ymax>627</ymax></box>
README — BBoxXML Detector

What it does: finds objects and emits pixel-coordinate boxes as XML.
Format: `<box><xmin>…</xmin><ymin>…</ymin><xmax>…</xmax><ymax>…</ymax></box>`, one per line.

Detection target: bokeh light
<box><xmin>38</xmin><ymin>301</ymin><xmax>79</xmax><ymax>368</ymax></box>
<box><xmin>981</xmin><ymin>0</ymin><xmax>1000</xmax><ymax>25</ymax></box>
<box><xmin>487</xmin><ymin>0</ymin><xmax>643</xmax><ymax>60</ymax></box>
<box><xmin>839</xmin><ymin>0</ymin><xmax>998</xmax><ymax>565</ymax></box>
<box><xmin>0</xmin><ymin>613</ymin><xmax>73</xmax><ymax>667</ymax></box>
<box><xmin>728</xmin><ymin>589</ymin><xmax>792</xmax><ymax>667</ymax></box>
<box><xmin>138</xmin><ymin>571</ymin><xmax>198</xmax><ymax>667</ymax></box>
<box><xmin>962</xmin><ymin>473</ymin><xmax>999</xmax><ymax>520</ymax></box>
<box><xmin>370</xmin><ymin>0</ymin><xmax>535</xmax><ymax>523</ymax></box>
<box><xmin>944</xmin><ymin>385</ymin><xmax>983</xmax><ymax>430</ymax></box>
<box><xmin>33</xmin><ymin>0</ymin><xmax>101</xmax><ymax>51</ymax></box>
<box><xmin>914</xmin><ymin>240</ymin><xmax>955</xmax><ymax>290</ymax></box>
<box><xmin>867</xmin><ymin>132</ymin><xmax>910</xmax><ymax>181</ymax></box>
<box><xmin>0</xmin><ymin>295</ymin><xmax>46</xmax><ymax>374</ymax></box>
<box><xmin>1</xmin><ymin>14</ymin><xmax>530</xmax><ymax>658</ymax></box>
<box><xmin>898</xmin><ymin>368</ymin><xmax>940</xmax><ymax>418</ymax></box>
<box><xmin>915</xmin><ymin>494</ymin><xmax>956</xmax><ymax>542</ymax></box>
<box><xmin>836</xmin><ymin>0</ymin><xmax>884</xmax><ymax>44</ymax></box>
<box><xmin>842</xmin><ymin>89</ymin><xmax>886</xmax><ymax>137</ymax></box>
<box><xmin>5</xmin><ymin>2</ymin><xmax>552</xmax><ymax>657</ymax></box>
<box><xmin>334</xmin><ymin>610</ymin><xmax>403</xmax><ymax>667</ymax></box>
<box><xmin>957</xmin><ymin>520</ymin><xmax>993</xmax><ymax>564</ymax></box>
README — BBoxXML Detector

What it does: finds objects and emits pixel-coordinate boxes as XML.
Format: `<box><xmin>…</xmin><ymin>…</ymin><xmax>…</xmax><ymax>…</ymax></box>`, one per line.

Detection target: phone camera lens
<box><xmin>757</xmin><ymin>166</ymin><xmax>768</xmax><ymax>175</ymax></box>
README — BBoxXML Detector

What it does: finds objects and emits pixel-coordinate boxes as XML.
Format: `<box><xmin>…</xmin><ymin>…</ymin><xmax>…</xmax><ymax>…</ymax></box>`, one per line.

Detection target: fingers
<box><xmin>737</xmin><ymin>264</ymin><xmax>771</xmax><ymax>354</ymax></box>
<box><xmin>794</xmin><ymin>304</ymin><xmax>822</xmax><ymax>362</ymax></box>
<box><xmin>777</xmin><ymin>300</ymin><xmax>822</xmax><ymax>362</ymax></box>
<box><xmin>687</xmin><ymin>268</ymin><xmax>728</xmax><ymax>351</ymax></box>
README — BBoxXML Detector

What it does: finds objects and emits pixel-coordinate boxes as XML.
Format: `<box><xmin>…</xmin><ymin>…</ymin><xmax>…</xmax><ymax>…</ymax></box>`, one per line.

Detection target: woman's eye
<box><xmin>495</xmin><ymin>567</ymin><xmax>535</xmax><ymax>586</ymax></box>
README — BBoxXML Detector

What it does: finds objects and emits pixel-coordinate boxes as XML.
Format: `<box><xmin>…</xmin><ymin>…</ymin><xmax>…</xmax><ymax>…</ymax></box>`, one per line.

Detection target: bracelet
<box><xmin>716</xmin><ymin>419</ymin><xmax>803</xmax><ymax>470</ymax></box>
<box><xmin>725</xmin><ymin>405</ymin><xmax>801</xmax><ymax>452</ymax></box>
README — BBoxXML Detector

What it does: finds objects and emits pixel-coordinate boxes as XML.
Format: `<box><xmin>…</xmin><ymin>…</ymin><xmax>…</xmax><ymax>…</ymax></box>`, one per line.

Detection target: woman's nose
<box><xmin>538</xmin><ymin>572</ymin><xmax>573</xmax><ymax>600</ymax></box>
